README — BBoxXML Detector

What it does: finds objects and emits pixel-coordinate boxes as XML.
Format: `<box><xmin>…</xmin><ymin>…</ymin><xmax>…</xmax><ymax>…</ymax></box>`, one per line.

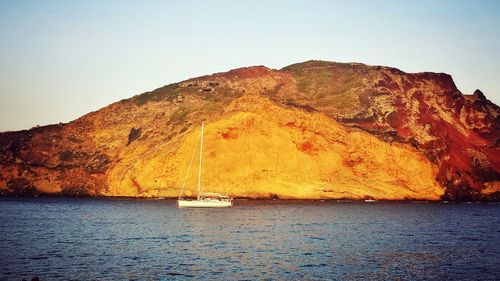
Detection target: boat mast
<box><xmin>197</xmin><ymin>122</ymin><xmax>204</xmax><ymax>200</ymax></box>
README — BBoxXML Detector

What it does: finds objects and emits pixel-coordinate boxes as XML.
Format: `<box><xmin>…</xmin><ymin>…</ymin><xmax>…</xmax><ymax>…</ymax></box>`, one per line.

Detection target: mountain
<box><xmin>1</xmin><ymin>60</ymin><xmax>499</xmax><ymax>201</ymax></box>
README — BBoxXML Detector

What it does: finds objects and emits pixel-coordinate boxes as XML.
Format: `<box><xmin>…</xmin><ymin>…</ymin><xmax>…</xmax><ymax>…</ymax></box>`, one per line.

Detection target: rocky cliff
<box><xmin>1</xmin><ymin>60</ymin><xmax>498</xmax><ymax>201</ymax></box>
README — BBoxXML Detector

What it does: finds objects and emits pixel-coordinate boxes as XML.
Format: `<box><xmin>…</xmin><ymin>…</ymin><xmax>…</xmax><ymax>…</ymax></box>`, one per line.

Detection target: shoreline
<box><xmin>1</xmin><ymin>194</ymin><xmax>498</xmax><ymax>203</ymax></box>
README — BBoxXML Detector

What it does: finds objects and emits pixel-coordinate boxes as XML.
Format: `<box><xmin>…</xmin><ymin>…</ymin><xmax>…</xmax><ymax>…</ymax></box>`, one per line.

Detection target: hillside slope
<box><xmin>1</xmin><ymin>60</ymin><xmax>498</xmax><ymax>200</ymax></box>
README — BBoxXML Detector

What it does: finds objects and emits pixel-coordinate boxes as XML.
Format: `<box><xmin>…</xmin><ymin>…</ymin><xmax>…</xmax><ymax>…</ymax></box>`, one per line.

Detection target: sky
<box><xmin>1</xmin><ymin>0</ymin><xmax>499</xmax><ymax>131</ymax></box>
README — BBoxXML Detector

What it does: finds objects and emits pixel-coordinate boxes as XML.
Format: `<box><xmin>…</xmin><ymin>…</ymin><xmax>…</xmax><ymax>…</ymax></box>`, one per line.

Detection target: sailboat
<box><xmin>177</xmin><ymin>122</ymin><xmax>233</xmax><ymax>208</ymax></box>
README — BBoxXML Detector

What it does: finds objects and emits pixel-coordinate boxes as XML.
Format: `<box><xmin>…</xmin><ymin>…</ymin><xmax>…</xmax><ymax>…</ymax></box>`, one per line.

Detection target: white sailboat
<box><xmin>177</xmin><ymin>122</ymin><xmax>233</xmax><ymax>208</ymax></box>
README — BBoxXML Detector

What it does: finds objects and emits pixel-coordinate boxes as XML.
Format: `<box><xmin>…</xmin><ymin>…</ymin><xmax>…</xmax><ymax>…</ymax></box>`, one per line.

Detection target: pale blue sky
<box><xmin>1</xmin><ymin>0</ymin><xmax>499</xmax><ymax>131</ymax></box>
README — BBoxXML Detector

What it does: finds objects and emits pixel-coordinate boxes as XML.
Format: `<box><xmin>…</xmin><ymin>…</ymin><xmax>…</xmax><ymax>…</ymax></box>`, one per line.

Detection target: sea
<box><xmin>0</xmin><ymin>198</ymin><xmax>499</xmax><ymax>281</ymax></box>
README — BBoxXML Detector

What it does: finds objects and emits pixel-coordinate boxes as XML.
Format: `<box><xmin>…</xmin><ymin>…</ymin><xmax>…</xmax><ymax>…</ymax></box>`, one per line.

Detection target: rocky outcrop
<box><xmin>0</xmin><ymin>60</ymin><xmax>498</xmax><ymax>200</ymax></box>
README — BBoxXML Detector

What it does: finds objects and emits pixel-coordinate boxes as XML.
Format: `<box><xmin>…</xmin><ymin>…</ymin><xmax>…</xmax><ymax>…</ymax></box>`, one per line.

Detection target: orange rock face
<box><xmin>0</xmin><ymin>61</ymin><xmax>498</xmax><ymax>200</ymax></box>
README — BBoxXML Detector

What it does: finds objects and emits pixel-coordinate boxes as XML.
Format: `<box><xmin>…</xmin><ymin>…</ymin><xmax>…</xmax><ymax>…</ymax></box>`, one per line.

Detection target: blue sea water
<box><xmin>0</xmin><ymin>198</ymin><xmax>499</xmax><ymax>280</ymax></box>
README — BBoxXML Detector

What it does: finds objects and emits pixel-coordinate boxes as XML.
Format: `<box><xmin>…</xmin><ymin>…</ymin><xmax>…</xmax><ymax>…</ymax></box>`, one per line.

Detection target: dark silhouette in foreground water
<box><xmin>1</xmin><ymin>198</ymin><xmax>499</xmax><ymax>280</ymax></box>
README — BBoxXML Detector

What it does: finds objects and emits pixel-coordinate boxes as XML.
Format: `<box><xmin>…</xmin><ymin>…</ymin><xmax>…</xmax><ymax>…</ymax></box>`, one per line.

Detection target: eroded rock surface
<box><xmin>1</xmin><ymin>61</ymin><xmax>498</xmax><ymax>200</ymax></box>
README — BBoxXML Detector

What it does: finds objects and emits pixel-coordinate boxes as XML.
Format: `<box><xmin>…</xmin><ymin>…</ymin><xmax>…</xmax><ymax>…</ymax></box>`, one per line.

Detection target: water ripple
<box><xmin>0</xmin><ymin>198</ymin><xmax>499</xmax><ymax>280</ymax></box>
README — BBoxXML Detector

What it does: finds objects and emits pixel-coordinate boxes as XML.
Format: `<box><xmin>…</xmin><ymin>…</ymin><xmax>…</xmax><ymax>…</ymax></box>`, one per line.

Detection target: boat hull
<box><xmin>177</xmin><ymin>199</ymin><xmax>232</xmax><ymax>208</ymax></box>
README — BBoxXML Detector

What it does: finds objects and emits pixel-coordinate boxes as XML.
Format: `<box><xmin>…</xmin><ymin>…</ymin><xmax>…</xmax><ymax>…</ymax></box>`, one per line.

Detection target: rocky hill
<box><xmin>1</xmin><ymin>60</ymin><xmax>498</xmax><ymax>201</ymax></box>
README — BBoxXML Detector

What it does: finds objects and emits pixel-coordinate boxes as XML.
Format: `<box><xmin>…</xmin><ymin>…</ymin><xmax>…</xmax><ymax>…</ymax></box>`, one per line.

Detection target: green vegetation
<box><xmin>282</xmin><ymin>60</ymin><xmax>365</xmax><ymax>111</ymax></box>
<box><xmin>201</xmin><ymin>101</ymin><xmax>221</xmax><ymax>113</ymax></box>
<box><xmin>281</xmin><ymin>60</ymin><xmax>338</xmax><ymax>72</ymax></box>
<box><xmin>262</xmin><ymin>83</ymin><xmax>283</xmax><ymax>97</ymax></box>
<box><xmin>134</xmin><ymin>80</ymin><xmax>240</xmax><ymax>107</ymax></box>
<box><xmin>295</xmin><ymin>67</ymin><xmax>333</xmax><ymax>94</ymax></box>
<box><xmin>169</xmin><ymin>106</ymin><xmax>190</xmax><ymax>124</ymax></box>
<box><xmin>195</xmin><ymin>86</ymin><xmax>241</xmax><ymax>104</ymax></box>
<box><xmin>204</xmin><ymin>93</ymin><xmax>222</xmax><ymax>103</ymax></box>
<box><xmin>134</xmin><ymin>83</ymin><xmax>181</xmax><ymax>106</ymax></box>
<box><xmin>320</xmin><ymin>92</ymin><xmax>359</xmax><ymax>110</ymax></box>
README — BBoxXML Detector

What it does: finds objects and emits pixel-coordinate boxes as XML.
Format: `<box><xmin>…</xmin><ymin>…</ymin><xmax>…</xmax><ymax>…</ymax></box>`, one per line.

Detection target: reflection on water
<box><xmin>1</xmin><ymin>198</ymin><xmax>499</xmax><ymax>280</ymax></box>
